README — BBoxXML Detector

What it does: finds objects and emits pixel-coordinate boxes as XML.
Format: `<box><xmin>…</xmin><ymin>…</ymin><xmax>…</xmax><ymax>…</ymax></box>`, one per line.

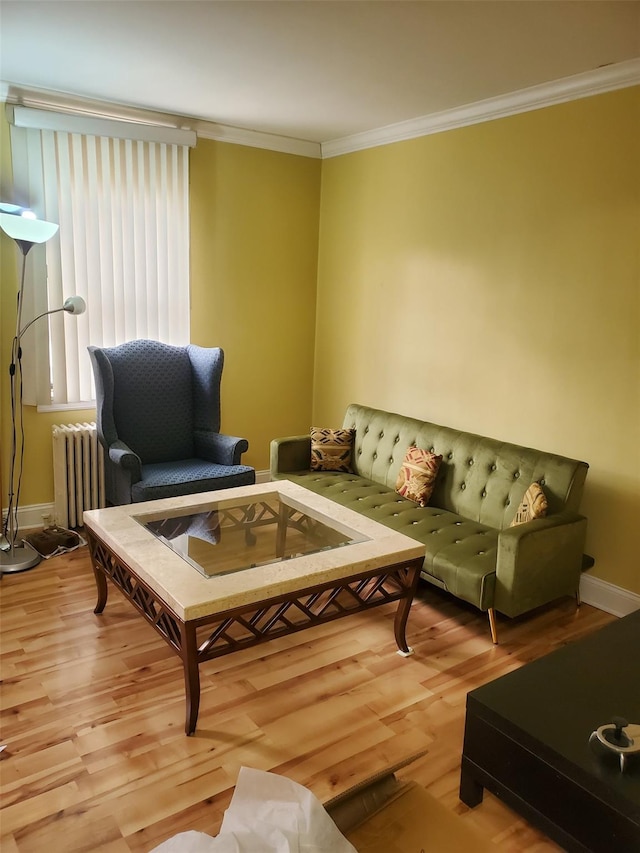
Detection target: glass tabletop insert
<box><xmin>134</xmin><ymin>490</ymin><xmax>369</xmax><ymax>578</ymax></box>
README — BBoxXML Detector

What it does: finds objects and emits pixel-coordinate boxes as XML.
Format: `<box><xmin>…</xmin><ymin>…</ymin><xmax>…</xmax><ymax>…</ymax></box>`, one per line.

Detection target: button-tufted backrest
<box><xmin>342</xmin><ymin>403</ymin><xmax>588</xmax><ymax>529</ymax></box>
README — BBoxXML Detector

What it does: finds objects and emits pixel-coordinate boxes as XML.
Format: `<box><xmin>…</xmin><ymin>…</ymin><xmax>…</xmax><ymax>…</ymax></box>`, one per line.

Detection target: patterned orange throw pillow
<box><xmin>310</xmin><ymin>427</ymin><xmax>355</xmax><ymax>472</ymax></box>
<box><xmin>395</xmin><ymin>446</ymin><xmax>442</xmax><ymax>507</ymax></box>
<box><xmin>511</xmin><ymin>482</ymin><xmax>548</xmax><ymax>526</ymax></box>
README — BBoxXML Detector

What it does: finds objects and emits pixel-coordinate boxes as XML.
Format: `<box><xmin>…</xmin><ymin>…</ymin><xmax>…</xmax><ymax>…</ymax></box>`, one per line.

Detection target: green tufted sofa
<box><xmin>270</xmin><ymin>404</ymin><xmax>589</xmax><ymax>643</ymax></box>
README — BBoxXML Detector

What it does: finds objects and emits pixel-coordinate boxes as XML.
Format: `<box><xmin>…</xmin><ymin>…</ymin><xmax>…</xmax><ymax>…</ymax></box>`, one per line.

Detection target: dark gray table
<box><xmin>460</xmin><ymin>609</ymin><xmax>640</xmax><ymax>852</ymax></box>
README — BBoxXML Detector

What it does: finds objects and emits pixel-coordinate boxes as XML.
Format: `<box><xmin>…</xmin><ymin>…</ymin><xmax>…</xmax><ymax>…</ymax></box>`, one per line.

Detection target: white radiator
<box><xmin>52</xmin><ymin>422</ymin><xmax>106</xmax><ymax>528</ymax></box>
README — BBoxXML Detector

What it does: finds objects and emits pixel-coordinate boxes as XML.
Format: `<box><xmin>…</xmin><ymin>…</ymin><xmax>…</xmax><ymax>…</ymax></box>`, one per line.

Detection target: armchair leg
<box><xmin>488</xmin><ymin>608</ymin><xmax>498</xmax><ymax>645</ymax></box>
<box><xmin>576</xmin><ymin>588</ymin><xmax>581</xmax><ymax>607</ymax></box>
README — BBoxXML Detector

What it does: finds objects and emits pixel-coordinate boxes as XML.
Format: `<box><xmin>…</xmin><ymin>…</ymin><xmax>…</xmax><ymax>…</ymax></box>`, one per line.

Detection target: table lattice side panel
<box><xmin>89</xmin><ymin>535</ymin><xmax>183</xmax><ymax>653</ymax></box>
<box><xmin>193</xmin><ymin>565</ymin><xmax>417</xmax><ymax>661</ymax></box>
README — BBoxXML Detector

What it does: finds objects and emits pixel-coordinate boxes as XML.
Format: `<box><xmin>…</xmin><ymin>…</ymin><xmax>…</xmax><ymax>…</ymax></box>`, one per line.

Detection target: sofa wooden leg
<box><xmin>488</xmin><ymin>608</ymin><xmax>498</xmax><ymax>645</ymax></box>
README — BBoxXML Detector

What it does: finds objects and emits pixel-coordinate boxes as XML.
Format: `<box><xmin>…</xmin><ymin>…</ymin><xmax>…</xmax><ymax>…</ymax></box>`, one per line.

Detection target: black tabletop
<box><xmin>467</xmin><ymin>609</ymin><xmax>640</xmax><ymax>813</ymax></box>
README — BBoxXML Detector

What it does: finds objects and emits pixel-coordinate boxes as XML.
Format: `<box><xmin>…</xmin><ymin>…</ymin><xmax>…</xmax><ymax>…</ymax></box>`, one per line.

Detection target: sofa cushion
<box><xmin>310</xmin><ymin>427</ymin><xmax>354</xmax><ymax>473</ymax></box>
<box><xmin>395</xmin><ymin>446</ymin><xmax>442</xmax><ymax>507</ymax></box>
<box><xmin>510</xmin><ymin>482</ymin><xmax>548</xmax><ymax>526</ymax></box>
<box><xmin>280</xmin><ymin>470</ymin><xmax>498</xmax><ymax>611</ymax></box>
<box><xmin>133</xmin><ymin>459</ymin><xmax>255</xmax><ymax>502</ymax></box>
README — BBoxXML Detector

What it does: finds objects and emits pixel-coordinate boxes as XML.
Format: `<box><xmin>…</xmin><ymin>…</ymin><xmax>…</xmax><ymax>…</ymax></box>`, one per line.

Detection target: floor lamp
<box><xmin>0</xmin><ymin>205</ymin><xmax>86</xmax><ymax>573</ymax></box>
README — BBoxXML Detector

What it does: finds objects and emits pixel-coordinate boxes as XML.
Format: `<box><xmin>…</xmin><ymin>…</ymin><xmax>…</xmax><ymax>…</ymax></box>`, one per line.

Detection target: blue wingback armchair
<box><xmin>88</xmin><ymin>339</ymin><xmax>255</xmax><ymax>505</ymax></box>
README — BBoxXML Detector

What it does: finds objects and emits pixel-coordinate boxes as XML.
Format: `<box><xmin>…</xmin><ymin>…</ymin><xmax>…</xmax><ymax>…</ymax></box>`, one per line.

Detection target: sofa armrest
<box><xmin>270</xmin><ymin>435</ymin><xmax>311</xmax><ymax>476</ymax></box>
<box><xmin>195</xmin><ymin>430</ymin><xmax>249</xmax><ymax>466</ymax></box>
<box><xmin>109</xmin><ymin>440</ymin><xmax>142</xmax><ymax>483</ymax></box>
<box><xmin>495</xmin><ymin>511</ymin><xmax>588</xmax><ymax>618</ymax></box>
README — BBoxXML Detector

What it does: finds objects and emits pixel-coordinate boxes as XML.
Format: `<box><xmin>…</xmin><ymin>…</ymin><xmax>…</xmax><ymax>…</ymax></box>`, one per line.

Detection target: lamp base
<box><xmin>0</xmin><ymin>542</ymin><xmax>42</xmax><ymax>573</ymax></box>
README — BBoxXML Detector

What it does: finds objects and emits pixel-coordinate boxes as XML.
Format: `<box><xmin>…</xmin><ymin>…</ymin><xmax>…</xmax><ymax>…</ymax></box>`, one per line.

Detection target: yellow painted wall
<box><xmin>190</xmin><ymin>140</ymin><xmax>320</xmax><ymax>468</ymax></box>
<box><xmin>1</xmin><ymin>121</ymin><xmax>320</xmax><ymax>508</ymax></box>
<box><xmin>315</xmin><ymin>87</ymin><xmax>640</xmax><ymax>594</ymax></box>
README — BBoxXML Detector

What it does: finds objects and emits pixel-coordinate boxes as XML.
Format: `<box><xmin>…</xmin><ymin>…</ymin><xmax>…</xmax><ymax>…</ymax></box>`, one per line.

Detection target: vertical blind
<box><xmin>9</xmin><ymin>117</ymin><xmax>192</xmax><ymax>408</ymax></box>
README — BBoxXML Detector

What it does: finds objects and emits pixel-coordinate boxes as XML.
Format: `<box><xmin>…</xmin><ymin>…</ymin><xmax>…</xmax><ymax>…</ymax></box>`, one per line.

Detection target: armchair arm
<box><xmin>195</xmin><ymin>430</ymin><xmax>249</xmax><ymax>466</ymax></box>
<box><xmin>270</xmin><ymin>435</ymin><xmax>312</xmax><ymax>477</ymax></box>
<box><xmin>108</xmin><ymin>440</ymin><xmax>142</xmax><ymax>483</ymax></box>
<box><xmin>495</xmin><ymin>511</ymin><xmax>588</xmax><ymax>618</ymax></box>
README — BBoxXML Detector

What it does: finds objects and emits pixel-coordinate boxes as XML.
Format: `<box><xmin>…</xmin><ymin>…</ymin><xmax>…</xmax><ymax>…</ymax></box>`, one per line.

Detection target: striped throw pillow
<box><xmin>310</xmin><ymin>427</ymin><xmax>355</xmax><ymax>473</ymax></box>
<box><xmin>511</xmin><ymin>482</ymin><xmax>548</xmax><ymax>526</ymax></box>
<box><xmin>395</xmin><ymin>446</ymin><xmax>442</xmax><ymax>507</ymax></box>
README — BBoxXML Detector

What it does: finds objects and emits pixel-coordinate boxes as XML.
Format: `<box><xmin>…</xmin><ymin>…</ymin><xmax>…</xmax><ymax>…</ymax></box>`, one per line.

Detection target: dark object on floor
<box><xmin>460</xmin><ymin>609</ymin><xmax>640</xmax><ymax>852</ymax></box>
<box><xmin>25</xmin><ymin>526</ymin><xmax>84</xmax><ymax>558</ymax></box>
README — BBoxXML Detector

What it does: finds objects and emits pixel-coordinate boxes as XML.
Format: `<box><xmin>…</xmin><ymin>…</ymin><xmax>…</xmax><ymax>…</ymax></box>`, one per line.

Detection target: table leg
<box><xmin>459</xmin><ymin>758</ymin><xmax>485</xmax><ymax>807</ymax></box>
<box><xmin>394</xmin><ymin>560</ymin><xmax>420</xmax><ymax>656</ymax></box>
<box><xmin>181</xmin><ymin>622</ymin><xmax>200</xmax><ymax>736</ymax></box>
<box><xmin>92</xmin><ymin>566</ymin><xmax>108</xmax><ymax>614</ymax></box>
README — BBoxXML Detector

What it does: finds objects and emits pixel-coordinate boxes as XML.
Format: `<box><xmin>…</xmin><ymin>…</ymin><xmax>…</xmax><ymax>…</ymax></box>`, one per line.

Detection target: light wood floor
<box><xmin>1</xmin><ymin>545</ymin><xmax>614</xmax><ymax>852</ymax></box>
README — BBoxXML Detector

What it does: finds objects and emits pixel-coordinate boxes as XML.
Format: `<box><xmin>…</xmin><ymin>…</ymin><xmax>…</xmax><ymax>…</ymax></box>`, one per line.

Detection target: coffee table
<box><xmin>83</xmin><ymin>480</ymin><xmax>425</xmax><ymax>735</ymax></box>
<box><xmin>460</xmin><ymin>609</ymin><xmax>640</xmax><ymax>852</ymax></box>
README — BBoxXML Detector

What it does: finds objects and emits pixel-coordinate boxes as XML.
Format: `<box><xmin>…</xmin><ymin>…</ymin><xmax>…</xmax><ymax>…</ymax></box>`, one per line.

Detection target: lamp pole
<box><xmin>3</xmin><ymin>243</ymin><xmax>40</xmax><ymax>570</ymax></box>
<box><xmin>0</xmin><ymin>206</ymin><xmax>84</xmax><ymax>573</ymax></box>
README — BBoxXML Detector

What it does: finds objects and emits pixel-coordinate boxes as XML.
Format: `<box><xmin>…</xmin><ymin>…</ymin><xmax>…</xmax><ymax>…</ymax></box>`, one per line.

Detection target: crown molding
<box><xmin>3</xmin><ymin>58</ymin><xmax>638</xmax><ymax>161</ymax></box>
<box><xmin>192</xmin><ymin>120</ymin><xmax>321</xmax><ymax>158</ymax></box>
<box><xmin>321</xmin><ymin>58</ymin><xmax>640</xmax><ymax>159</ymax></box>
<box><xmin>0</xmin><ymin>80</ymin><xmax>322</xmax><ymax>158</ymax></box>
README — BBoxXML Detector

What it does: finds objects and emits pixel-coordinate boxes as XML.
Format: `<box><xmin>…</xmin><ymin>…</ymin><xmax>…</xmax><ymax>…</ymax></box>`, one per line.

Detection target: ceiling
<box><xmin>1</xmin><ymin>1</ymin><xmax>639</xmax><ymax>146</ymax></box>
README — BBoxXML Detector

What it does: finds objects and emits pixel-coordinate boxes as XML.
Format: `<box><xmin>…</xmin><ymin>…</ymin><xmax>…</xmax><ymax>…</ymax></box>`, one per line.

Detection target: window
<box><xmin>8</xmin><ymin>106</ymin><xmax>195</xmax><ymax>409</ymax></box>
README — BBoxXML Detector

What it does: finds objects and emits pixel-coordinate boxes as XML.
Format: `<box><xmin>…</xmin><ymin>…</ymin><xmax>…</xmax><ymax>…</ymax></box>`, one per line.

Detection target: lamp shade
<box><xmin>63</xmin><ymin>295</ymin><xmax>86</xmax><ymax>315</ymax></box>
<box><xmin>0</xmin><ymin>210</ymin><xmax>59</xmax><ymax>244</ymax></box>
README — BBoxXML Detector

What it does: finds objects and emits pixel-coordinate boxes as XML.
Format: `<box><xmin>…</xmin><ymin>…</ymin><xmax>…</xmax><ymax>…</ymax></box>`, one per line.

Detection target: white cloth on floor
<box><xmin>151</xmin><ymin>766</ymin><xmax>357</xmax><ymax>853</ymax></box>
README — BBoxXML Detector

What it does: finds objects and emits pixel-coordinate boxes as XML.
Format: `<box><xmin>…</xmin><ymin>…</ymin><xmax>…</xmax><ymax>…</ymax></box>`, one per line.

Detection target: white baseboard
<box><xmin>579</xmin><ymin>573</ymin><xmax>640</xmax><ymax>618</ymax></box>
<box><xmin>2</xmin><ymin>502</ymin><xmax>55</xmax><ymax>531</ymax></box>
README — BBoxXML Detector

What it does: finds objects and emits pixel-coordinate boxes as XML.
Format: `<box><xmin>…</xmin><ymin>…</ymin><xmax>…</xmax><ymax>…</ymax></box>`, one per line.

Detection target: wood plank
<box><xmin>0</xmin><ymin>545</ymin><xmax>614</xmax><ymax>851</ymax></box>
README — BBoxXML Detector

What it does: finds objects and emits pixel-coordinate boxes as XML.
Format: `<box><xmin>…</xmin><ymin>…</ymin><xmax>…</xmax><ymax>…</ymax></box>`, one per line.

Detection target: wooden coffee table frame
<box><xmin>87</xmin><ymin>529</ymin><xmax>422</xmax><ymax>735</ymax></box>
